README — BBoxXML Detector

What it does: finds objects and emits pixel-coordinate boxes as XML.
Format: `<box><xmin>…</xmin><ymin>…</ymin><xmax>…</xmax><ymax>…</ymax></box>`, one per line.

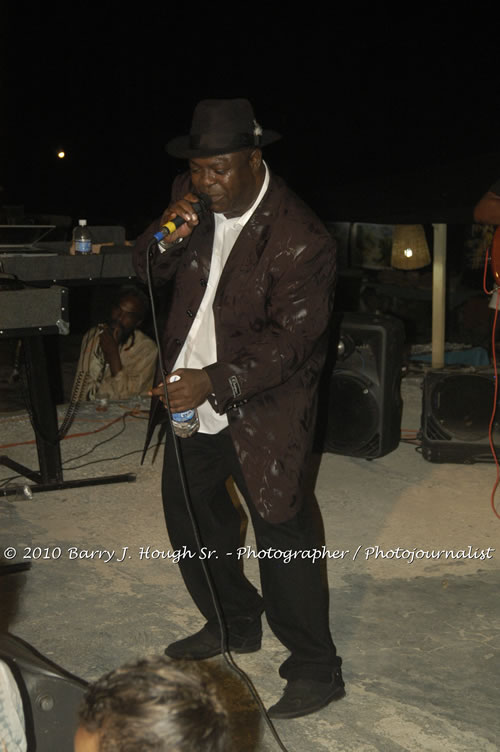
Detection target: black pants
<box><xmin>161</xmin><ymin>428</ymin><xmax>340</xmax><ymax>681</ymax></box>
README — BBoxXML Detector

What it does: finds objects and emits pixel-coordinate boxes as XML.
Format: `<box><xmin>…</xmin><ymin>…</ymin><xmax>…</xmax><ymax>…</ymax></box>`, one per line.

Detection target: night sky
<box><xmin>4</xmin><ymin>4</ymin><xmax>500</xmax><ymax>235</ymax></box>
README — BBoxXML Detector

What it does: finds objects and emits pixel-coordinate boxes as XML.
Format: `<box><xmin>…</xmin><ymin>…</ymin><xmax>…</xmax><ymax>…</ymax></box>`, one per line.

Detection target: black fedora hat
<box><xmin>166</xmin><ymin>98</ymin><xmax>281</xmax><ymax>159</ymax></box>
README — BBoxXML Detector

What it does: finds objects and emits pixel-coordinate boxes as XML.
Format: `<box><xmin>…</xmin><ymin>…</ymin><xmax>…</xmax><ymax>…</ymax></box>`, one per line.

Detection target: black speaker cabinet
<box><xmin>421</xmin><ymin>368</ymin><xmax>499</xmax><ymax>463</ymax></box>
<box><xmin>0</xmin><ymin>286</ymin><xmax>69</xmax><ymax>338</ymax></box>
<box><xmin>323</xmin><ymin>312</ymin><xmax>405</xmax><ymax>459</ymax></box>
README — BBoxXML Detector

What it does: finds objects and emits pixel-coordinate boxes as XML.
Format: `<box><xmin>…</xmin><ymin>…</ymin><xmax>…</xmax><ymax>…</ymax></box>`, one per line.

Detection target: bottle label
<box><xmin>172</xmin><ymin>409</ymin><xmax>195</xmax><ymax>422</ymax></box>
<box><xmin>75</xmin><ymin>240</ymin><xmax>92</xmax><ymax>254</ymax></box>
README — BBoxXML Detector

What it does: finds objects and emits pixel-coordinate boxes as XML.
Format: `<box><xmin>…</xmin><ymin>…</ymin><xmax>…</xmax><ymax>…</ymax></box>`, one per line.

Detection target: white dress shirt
<box><xmin>173</xmin><ymin>164</ymin><xmax>270</xmax><ymax>433</ymax></box>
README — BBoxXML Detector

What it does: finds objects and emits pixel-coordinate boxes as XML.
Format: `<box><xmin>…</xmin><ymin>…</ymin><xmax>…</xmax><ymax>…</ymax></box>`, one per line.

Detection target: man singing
<box><xmin>133</xmin><ymin>99</ymin><xmax>344</xmax><ymax>719</ymax></box>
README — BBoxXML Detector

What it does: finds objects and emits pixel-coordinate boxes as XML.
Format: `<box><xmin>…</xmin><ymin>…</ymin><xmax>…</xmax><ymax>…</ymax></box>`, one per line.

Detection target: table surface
<box><xmin>0</xmin><ymin>246</ymin><xmax>135</xmax><ymax>283</ymax></box>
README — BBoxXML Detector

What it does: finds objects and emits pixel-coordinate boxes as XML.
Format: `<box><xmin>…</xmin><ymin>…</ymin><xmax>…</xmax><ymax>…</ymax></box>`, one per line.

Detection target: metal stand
<box><xmin>0</xmin><ymin>336</ymin><xmax>136</xmax><ymax>496</ymax></box>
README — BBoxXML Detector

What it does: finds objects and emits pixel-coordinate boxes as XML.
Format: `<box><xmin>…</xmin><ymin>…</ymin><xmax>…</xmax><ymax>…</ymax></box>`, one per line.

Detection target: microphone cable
<box><xmin>145</xmin><ymin>233</ymin><xmax>291</xmax><ymax>752</ymax></box>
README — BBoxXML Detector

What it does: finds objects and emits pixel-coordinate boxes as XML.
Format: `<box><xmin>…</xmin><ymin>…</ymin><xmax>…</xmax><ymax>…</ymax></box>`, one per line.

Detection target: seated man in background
<box><xmin>74</xmin><ymin>656</ymin><xmax>229</xmax><ymax>752</ymax></box>
<box><xmin>73</xmin><ymin>285</ymin><xmax>157</xmax><ymax>401</ymax></box>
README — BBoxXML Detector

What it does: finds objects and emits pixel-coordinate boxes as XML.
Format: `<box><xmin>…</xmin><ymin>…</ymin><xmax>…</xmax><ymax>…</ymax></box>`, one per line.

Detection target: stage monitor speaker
<box><xmin>420</xmin><ymin>368</ymin><xmax>499</xmax><ymax>463</ymax></box>
<box><xmin>322</xmin><ymin>312</ymin><xmax>405</xmax><ymax>459</ymax></box>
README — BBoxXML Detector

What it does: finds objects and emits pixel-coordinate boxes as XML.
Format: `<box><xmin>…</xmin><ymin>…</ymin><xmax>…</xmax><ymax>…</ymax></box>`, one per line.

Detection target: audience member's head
<box><xmin>74</xmin><ymin>656</ymin><xmax>229</xmax><ymax>752</ymax></box>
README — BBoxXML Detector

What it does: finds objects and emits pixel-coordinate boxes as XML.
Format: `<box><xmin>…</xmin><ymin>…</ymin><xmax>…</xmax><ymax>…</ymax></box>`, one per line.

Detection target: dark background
<box><xmin>3</xmin><ymin>4</ymin><xmax>500</xmax><ymax>236</ymax></box>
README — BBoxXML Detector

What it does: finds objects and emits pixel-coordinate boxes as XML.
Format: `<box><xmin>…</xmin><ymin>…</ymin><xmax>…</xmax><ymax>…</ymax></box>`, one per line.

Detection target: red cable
<box><xmin>485</xmin><ymin>248</ymin><xmax>500</xmax><ymax>519</ymax></box>
<box><xmin>0</xmin><ymin>410</ymin><xmax>142</xmax><ymax>450</ymax></box>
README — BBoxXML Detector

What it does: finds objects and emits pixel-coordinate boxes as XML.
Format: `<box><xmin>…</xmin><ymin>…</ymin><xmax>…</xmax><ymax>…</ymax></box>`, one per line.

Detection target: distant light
<box><xmin>403</xmin><ymin>247</ymin><xmax>413</xmax><ymax>258</ymax></box>
<box><xmin>57</xmin><ymin>151</ymin><xmax>65</xmax><ymax>159</ymax></box>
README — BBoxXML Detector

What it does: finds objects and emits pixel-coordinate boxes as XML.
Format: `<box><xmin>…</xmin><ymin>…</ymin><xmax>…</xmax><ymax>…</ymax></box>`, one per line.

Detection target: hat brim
<box><xmin>166</xmin><ymin>130</ymin><xmax>282</xmax><ymax>159</ymax></box>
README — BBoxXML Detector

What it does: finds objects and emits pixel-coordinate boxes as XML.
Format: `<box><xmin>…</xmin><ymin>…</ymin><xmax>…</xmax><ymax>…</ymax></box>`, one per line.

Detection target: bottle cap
<box><xmin>78</xmin><ymin>219</ymin><xmax>87</xmax><ymax>226</ymax></box>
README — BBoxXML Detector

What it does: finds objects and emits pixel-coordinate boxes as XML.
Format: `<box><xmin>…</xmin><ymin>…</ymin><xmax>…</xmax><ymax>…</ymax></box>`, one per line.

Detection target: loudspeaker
<box><xmin>420</xmin><ymin>368</ymin><xmax>499</xmax><ymax>463</ymax></box>
<box><xmin>0</xmin><ymin>633</ymin><xmax>87</xmax><ymax>751</ymax></box>
<box><xmin>0</xmin><ymin>286</ymin><xmax>69</xmax><ymax>337</ymax></box>
<box><xmin>323</xmin><ymin>312</ymin><xmax>405</xmax><ymax>459</ymax></box>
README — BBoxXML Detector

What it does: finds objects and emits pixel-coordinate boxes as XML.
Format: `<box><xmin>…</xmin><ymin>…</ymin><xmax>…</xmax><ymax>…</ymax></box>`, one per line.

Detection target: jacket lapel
<box><xmin>217</xmin><ymin>177</ymin><xmax>276</xmax><ymax>292</ymax></box>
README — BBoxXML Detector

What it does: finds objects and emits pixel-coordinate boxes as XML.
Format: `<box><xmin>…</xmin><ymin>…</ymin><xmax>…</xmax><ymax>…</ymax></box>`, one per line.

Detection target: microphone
<box><xmin>154</xmin><ymin>196</ymin><xmax>210</xmax><ymax>242</ymax></box>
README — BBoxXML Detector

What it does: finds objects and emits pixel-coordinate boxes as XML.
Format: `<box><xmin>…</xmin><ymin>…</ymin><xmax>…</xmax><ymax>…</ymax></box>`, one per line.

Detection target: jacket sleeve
<box><xmin>132</xmin><ymin>218</ymin><xmax>191</xmax><ymax>287</ymax></box>
<box><xmin>204</xmin><ymin>232</ymin><xmax>336</xmax><ymax>414</ymax></box>
<box><xmin>132</xmin><ymin>173</ymin><xmax>193</xmax><ymax>286</ymax></box>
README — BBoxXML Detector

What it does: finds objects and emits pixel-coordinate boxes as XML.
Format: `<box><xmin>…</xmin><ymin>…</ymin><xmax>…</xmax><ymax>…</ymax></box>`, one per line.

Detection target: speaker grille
<box><xmin>430</xmin><ymin>374</ymin><xmax>495</xmax><ymax>442</ymax></box>
<box><xmin>325</xmin><ymin>373</ymin><xmax>380</xmax><ymax>454</ymax></box>
<box><xmin>421</xmin><ymin>368</ymin><xmax>500</xmax><ymax>463</ymax></box>
<box><xmin>424</xmin><ymin>413</ymin><xmax>452</xmax><ymax>442</ymax></box>
<box><xmin>322</xmin><ymin>313</ymin><xmax>405</xmax><ymax>459</ymax></box>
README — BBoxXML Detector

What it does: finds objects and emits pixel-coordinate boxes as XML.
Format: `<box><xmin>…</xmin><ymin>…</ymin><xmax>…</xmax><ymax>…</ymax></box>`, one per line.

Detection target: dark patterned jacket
<box><xmin>133</xmin><ymin>171</ymin><xmax>336</xmax><ymax>523</ymax></box>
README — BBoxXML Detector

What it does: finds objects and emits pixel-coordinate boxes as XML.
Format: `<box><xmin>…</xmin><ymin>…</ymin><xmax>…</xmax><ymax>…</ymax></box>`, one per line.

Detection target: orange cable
<box><xmin>485</xmin><ymin>245</ymin><xmax>500</xmax><ymax>519</ymax></box>
<box><xmin>489</xmin><ymin>298</ymin><xmax>500</xmax><ymax>519</ymax></box>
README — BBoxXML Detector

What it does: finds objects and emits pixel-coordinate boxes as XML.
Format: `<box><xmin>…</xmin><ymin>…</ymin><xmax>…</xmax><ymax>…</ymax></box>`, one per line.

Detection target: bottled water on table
<box><xmin>73</xmin><ymin>219</ymin><xmax>92</xmax><ymax>254</ymax></box>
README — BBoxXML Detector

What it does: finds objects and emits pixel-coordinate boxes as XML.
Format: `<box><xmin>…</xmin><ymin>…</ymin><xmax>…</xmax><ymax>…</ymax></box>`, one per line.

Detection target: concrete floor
<box><xmin>1</xmin><ymin>374</ymin><xmax>499</xmax><ymax>751</ymax></box>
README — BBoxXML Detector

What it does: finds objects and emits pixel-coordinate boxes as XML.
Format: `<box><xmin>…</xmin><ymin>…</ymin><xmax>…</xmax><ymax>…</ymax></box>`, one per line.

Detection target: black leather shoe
<box><xmin>267</xmin><ymin>670</ymin><xmax>345</xmax><ymax>720</ymax></box>
<box><xmin>164</xmin><ymin>625</ymin><xmax>262</xmax><ymax>660</ymax></box>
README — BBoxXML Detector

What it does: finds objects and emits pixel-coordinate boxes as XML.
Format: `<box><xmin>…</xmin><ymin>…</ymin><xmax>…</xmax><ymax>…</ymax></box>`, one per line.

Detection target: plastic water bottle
<box><xmin>73</xmin><ymin>219</ymin><xmax>92</xmax><ymax>254</ymax></box>
<box><xmin>169</xmin><ymin>375</ymin><xmax>200</xmax><ymax>438</ymax></box>
<box><xmin>172</xmin><ymin>408</ymin><xmax>200</xmax><ymax>437</ymax></box>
